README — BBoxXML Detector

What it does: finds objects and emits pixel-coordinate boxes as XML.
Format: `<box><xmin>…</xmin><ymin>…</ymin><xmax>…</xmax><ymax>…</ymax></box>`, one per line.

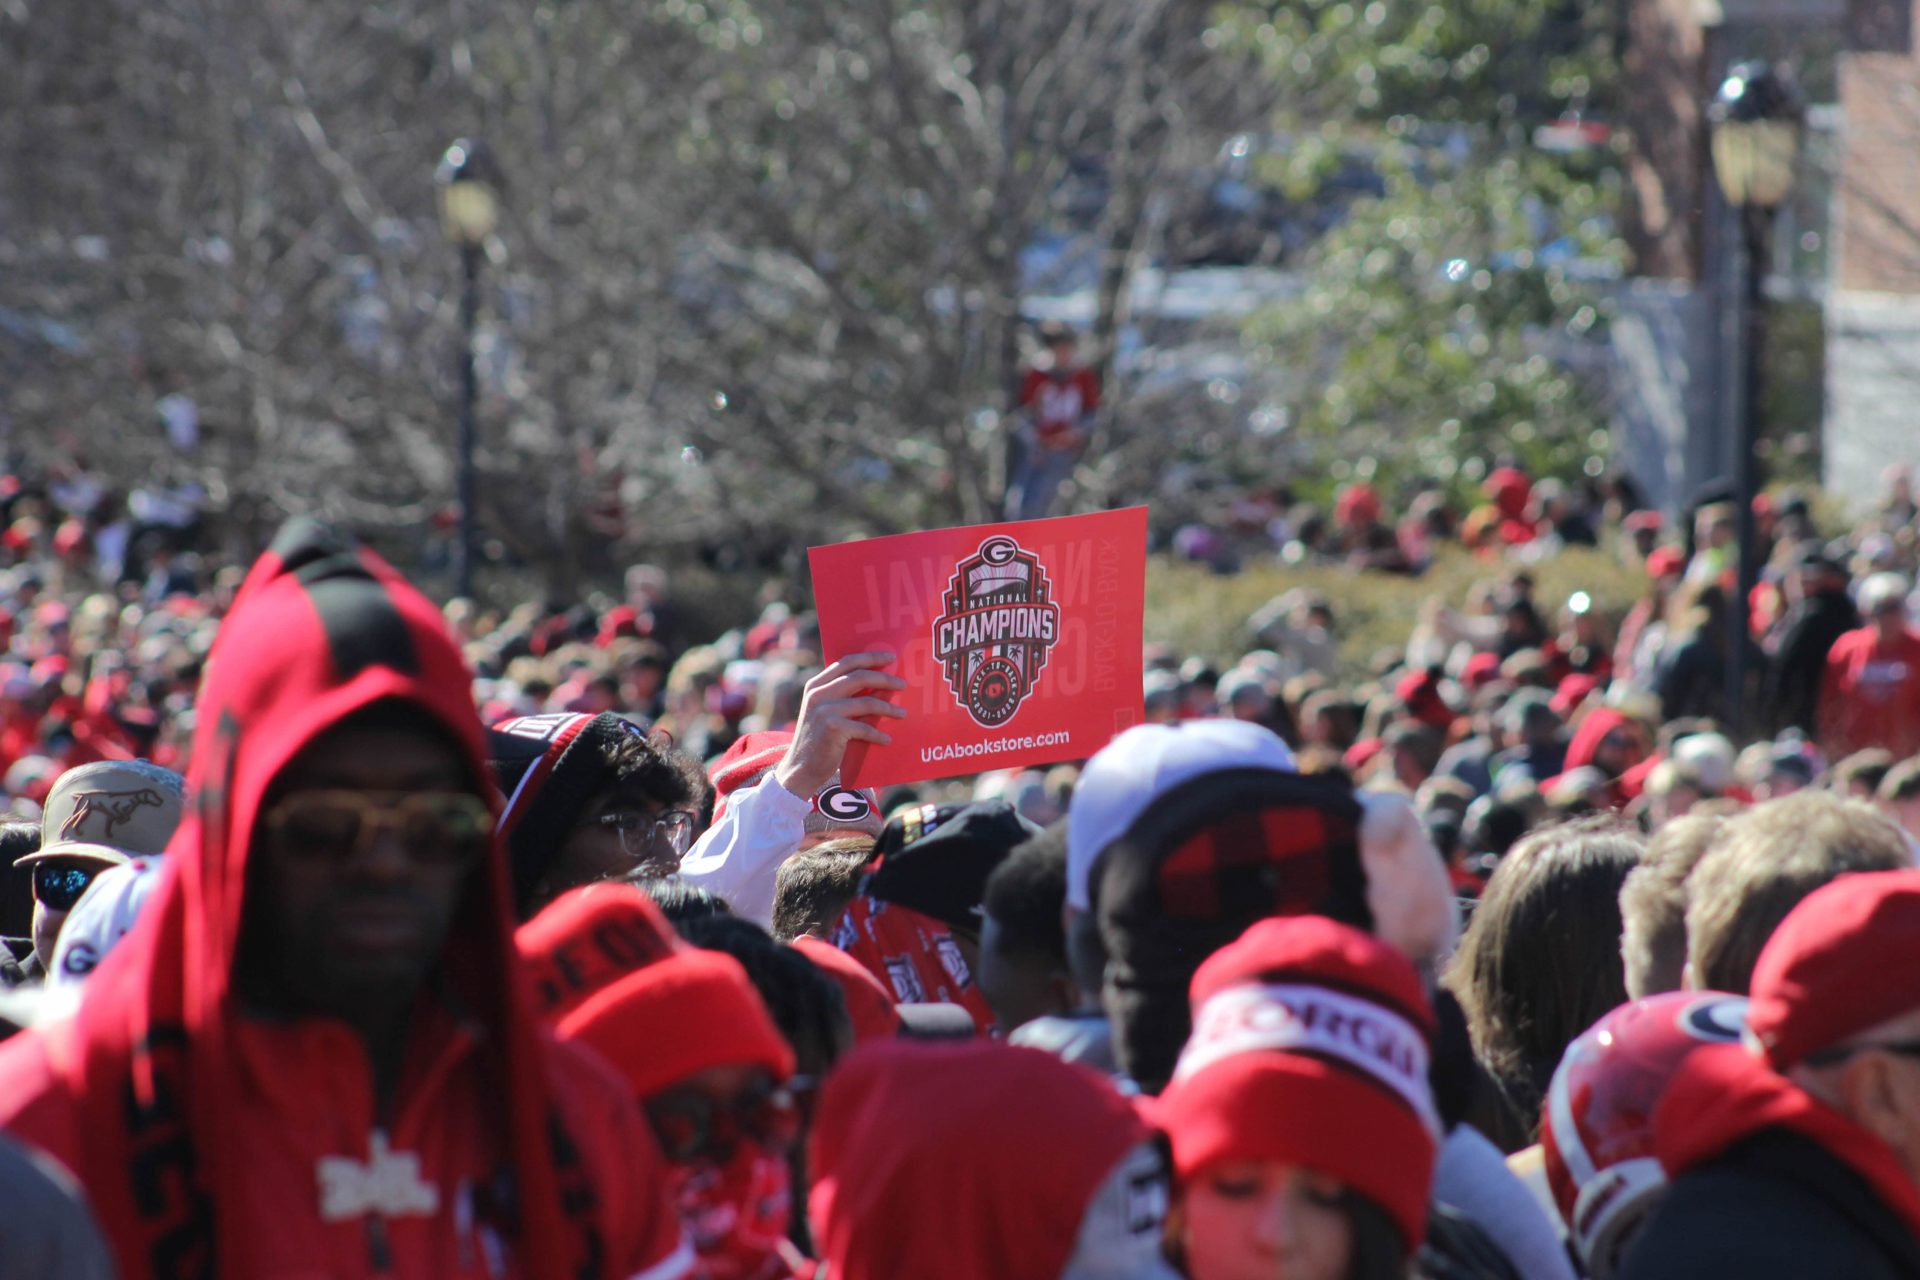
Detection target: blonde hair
<box><xmin>1619</xmin><ymin>814</ymin><xmax>1724</xmax><ymax>998</ymax></box>
<box><xmin>1684</xmin><ymin>793</ymin><xmax>1912</xmax><ymax>994</ymax></box>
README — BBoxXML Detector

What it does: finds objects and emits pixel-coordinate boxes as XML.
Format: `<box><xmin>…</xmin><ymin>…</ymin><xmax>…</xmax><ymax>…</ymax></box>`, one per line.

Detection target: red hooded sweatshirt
<box><xmin>1655</xmin><ymin>1044</ymin><xmax>1920</xmax><ymax>1241</ymax></box>
<box><xmin>809</xmin><ymin>1040</ymin><xmax>1149</xmax><ymax>1280</ymax></box>
<box><xmin>1545</xmin><ymin>707</ymin><xmax>1646</xmax><ymax>809</ymax></box>
<box><xmin>1818</xmin><ymin>624</ymin><xmax>1920</xmax><ymax>760</ymax></box>
<box><xmin>0</xmin><ymin>521</ymin><xmax>689</xmax><ymax>1280</ymax></box>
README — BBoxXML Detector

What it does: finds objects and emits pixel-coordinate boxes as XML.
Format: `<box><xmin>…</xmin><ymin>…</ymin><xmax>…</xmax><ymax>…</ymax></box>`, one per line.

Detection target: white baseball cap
<box><xmin>1065</xmin><ymin>720</ymin><xmax>1297</xmax><ymax>913</ymax></box>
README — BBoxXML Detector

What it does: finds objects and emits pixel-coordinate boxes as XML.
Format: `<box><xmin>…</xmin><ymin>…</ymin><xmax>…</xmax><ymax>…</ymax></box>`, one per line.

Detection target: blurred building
<box><xmin>1613</xmin><ymin>0</ymin><xmax>1920</xmax><ymax>511</ymax></box>
<box><xmin>1825</xmin><ymin>0</ymin><xmax>1920</xmax><ymax>502</ymax></box>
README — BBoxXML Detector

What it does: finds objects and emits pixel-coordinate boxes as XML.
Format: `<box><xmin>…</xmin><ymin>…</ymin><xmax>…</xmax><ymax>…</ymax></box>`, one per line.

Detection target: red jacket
<box><xmin>1818</xmin><ymin>625</ymin><xmax>1920</xmax><ymax>759</ymax></box>
<box><xmin>0</xmin><ymin>995</ymin><xmax>688</xmax><ymax>1279</ymax></box>
<box><xmin>1017</xmin><ymin>367</ymin><xmax>1099</xmax><ymax>448</ymax></box>
<box><xmin>1654</xmin><ymin>1045</ymin><xmax>1920</xmax><ymax>1235</ymax></box>
<box><xmin>0</xmin><ymin>524</ymin><xmax>689</xmax><ymax>1280</ymax></box>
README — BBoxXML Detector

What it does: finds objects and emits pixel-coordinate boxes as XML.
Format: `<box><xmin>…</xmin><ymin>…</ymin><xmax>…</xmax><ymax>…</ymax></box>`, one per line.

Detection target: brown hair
<box><xmin>1446</xmin><ymin>815</ymin><xmax>1643</xmax><ymax>1139</ymax></box>
<box><xmin>1618</xmin><ymin>813</ymin><xmax>1724</xmax><ymax>998</ymax></box>
<box><xmin>769</xmin><ymin>837</ymin><xmax>875</xmax><ymax>943</ymax></box>
<box><xmin>1684</xmin><ymin>792</ymin><xmax>1911</xmax><ymax>994</ymax></box>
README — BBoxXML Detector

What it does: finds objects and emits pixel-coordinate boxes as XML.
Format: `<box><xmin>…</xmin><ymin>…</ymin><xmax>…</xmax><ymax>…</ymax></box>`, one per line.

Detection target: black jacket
<box><xmin>1618</xmin><ymin>1128</ymin><xmax>1920</xmax><ymax>1280</ymax></box>
<box><xmin>1765</xmin><ymin>589</ymin><xmax>1860</xmax><ymax>734</ymax></box>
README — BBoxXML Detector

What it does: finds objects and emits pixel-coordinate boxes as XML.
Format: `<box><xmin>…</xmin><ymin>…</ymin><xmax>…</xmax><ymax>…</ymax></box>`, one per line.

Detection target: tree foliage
<box><xmin>1214</xmin><ymin>0</ymin><xmax>1628</xmax><ymax>499</ymax></box>
<box><xmin>1</xmin><ymin>0</ymin><xmax>1258</xmax><ymax>591</ymax></box>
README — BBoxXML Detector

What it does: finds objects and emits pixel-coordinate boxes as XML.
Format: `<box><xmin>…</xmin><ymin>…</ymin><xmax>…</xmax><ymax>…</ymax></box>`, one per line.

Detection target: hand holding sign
<box><xmin>810</xmin><ymin>508</ymin><xmax>1147</xmax><ymax>788</ymax></box>
<box><xmin>774</xmin><ymin>651</ymin><xmax>908</xmax><ymax>799</ymax></box>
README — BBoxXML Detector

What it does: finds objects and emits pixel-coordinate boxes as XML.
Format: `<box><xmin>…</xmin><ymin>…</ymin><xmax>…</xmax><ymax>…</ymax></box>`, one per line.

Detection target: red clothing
<box><xmin>0</xmin><ymin>524</ymin><xmax>688</xmax><ymax>1280</ymax></box>
<box><xmin>827</xmin><ymin>895</ymin><xmax>994</xmax><ymax>1033</ymax></box>
<box><xmin>1655</xmin><ymin>1044</ymin><xmax>1920</xmax><ymax>1241</ymax></box>
<box><xmin>810</xmin><ymin>1040</ymin><xmax>1147</xmax><ymax>1280</ymax></box>
<box><xmin>0</xmin><ymin>997</ymin><xmax>685</xmax><ymax>1279</ymax></box>
<box><xmin>1818</xmin><ymin>625</ymin><xmax>1920</xmax><ymax>759</ymax></box>
<box><xmin>1545</xmin><ymin>707</ymin><xmax>1647</xmax><ymax>809</ymax></box>
<box><xmin>1484</xmin><ymin>467</ymin><xmax>1537</xmax><ymax>545</ymax></box>
<box><xmin>789</xmin><ymin>935</ymin><xmax>903</xmax><ymax>1045</ymax></box>
<box><xmin>1017</xmin><ymin>367</ymin><xmax>1099</xmax><ymax>449</ymax></box>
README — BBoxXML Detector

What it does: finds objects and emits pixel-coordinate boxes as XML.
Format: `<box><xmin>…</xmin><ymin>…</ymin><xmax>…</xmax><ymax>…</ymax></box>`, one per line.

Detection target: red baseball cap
<box><xmin>1646</xmin><ymin>547</ymin><xmax>1685</xmax><ymax>580</ymax></box>
<box><xmin>1747</xmin><ymin>869</ymin><xmax>1920</xmax><ymax>1070</ymax></box>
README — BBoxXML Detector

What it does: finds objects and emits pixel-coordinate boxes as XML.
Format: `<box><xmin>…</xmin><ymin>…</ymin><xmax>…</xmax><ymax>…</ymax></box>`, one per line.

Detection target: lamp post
<box><xmin>436</xmin><ymin>139</ymin><xmax>499</xmax><ymax>601</ymax></box>
<box><xmin>1709</xmin><ymin>63</ymin><xmax>1803</xmax><ymax>736</ymax></box>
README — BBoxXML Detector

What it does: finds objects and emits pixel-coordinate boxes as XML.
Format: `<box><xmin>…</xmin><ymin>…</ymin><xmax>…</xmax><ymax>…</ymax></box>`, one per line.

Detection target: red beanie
<box><xmin>1747</xmin><ymin>868</ymin><xmax>1920</xmax><ymax>1070</ymax></box>
<box><xmin>809</xmin><ymin>1040</ymin><xmax>1148</xmax><ymax>1280</ymax></box>
<box><xmin>708</xmin><ymin>729</ymin><xmax>884</xmax><ymax>839</ymax></box>
<box><xmin>558</xmin><ymin>949</ymin><xmax>795</xmax><ymax>1099</ymax></box>
<box><xmin>1150</xmin><ymin>916</ymin><xmax>1439</xmax><ymax>1256</ymax></box>
<box><xmin>515</xmin><ymin>884</ymin><xmax>685</xmax><ymax>1021</ymax></box>
<box><xmin>790</xmin><ymin>934</ymin><xmax>903</xmax><ymax>1045</ymax></box>
<box><xmin>710</xmin><ymin>731</ymin><xmax>796</xmax><ymax>815</ymax></box>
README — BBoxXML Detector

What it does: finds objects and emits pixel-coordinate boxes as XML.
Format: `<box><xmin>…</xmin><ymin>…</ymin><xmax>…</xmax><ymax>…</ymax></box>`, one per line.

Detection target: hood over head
<box><xmin>1564</xmin><ymin>707</ymin><xmax>1644</xmax><ymax>779</ymax></box>
<box><xmin>44</xmin><ymin>519</ymin><xmax>607</xmax><ymax>1278</ymax></box>
<box><xmin>809</xmin><ymin>1039</ymin><xmax>1153</xmax><ymax>1280</ymax></box>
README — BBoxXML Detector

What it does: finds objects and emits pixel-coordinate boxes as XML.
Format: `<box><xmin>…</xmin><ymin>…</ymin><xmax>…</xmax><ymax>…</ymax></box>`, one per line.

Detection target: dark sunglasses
<box><xmin>262</xmin><ymin>791</ymin><xmax>492</xmax><ymax>865</ymax></box>
<box><xmin>644</xmin><ymin>1080</ymin><xmax>805</xmax><ymax>1164</ymax></box>
<box><xmin>32</xmin><ymin>862</ymin><xmax>100</xmax><ymax>911</ymax></box>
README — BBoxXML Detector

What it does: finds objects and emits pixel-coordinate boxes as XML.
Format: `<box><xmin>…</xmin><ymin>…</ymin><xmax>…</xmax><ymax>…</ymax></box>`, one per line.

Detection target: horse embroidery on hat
<box><xmin>932</xmin><ymin>536</ymin><xmax>1060</xmax><ymax>727</ymax></box>
<box><xmin>317</xmin><ymin>1131</ymin><xmax>440</xmax><ymax>1222</ymax></box>
<box><xmin>60</xmin><ymin>788</ymin><xmax>166</xmax><ymax>841</ymax></box>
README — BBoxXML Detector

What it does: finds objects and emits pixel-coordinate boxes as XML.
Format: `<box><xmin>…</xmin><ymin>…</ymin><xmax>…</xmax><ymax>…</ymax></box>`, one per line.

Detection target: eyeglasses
<box><xmin>262</xmin><ymin>791</ymin><xmax>492</xmax><ymax>865</ymax></box>
<box><xmin>644</xmin><ymin>1080</ymin><xmax>803</xmax><ymax>1164</ymax></box>
<box><xmin>32</xmin><ymin>862</ymin><xmax>100</xmax><ymax>912</ymax></box>
<box><xmin>588</xmin><ymin>809</ymin><xmax>696</xmax><ymax>861</ymax></box>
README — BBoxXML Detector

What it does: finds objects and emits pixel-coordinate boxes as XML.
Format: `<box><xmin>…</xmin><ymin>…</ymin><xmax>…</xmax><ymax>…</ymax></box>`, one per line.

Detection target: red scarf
<box><xmin>673</xmin><ymin>1148</ymin><xmax>807</xmax><ymax>1280</ymax></box>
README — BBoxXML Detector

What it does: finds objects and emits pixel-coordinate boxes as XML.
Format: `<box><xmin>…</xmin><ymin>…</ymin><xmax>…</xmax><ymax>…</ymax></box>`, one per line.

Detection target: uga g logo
<box><xmin>815</xmin><ymin>785</ymin><xmax>874</xmax><ymax>824</ymax></box>
<box><xmin>932</xmin><ymin>536</ymin><xmax>1061</xmax><ymax>727</ymax></box>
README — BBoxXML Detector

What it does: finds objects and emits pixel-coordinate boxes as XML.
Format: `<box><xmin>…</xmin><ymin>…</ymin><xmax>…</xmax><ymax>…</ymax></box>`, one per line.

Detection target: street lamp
<box><xmin>436</xmin><ymin>138</ymin><xmax>499</xmax><ymax>601</ymax></box>
<box><xmin>1709</xmin><ymin>62</ymin><xmax>1803</xmax><ymax>736</ymax></box>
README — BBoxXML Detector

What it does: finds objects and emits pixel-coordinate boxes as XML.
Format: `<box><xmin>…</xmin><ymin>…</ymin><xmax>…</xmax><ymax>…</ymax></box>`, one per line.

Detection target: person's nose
<box><xmin>353</xmin><ymin>810</ymin><xmax>415</xmax><ymax>880</ymax></box>
<box><xmin>1250</xmin><ymin>1185</ymin><xmax>1299</xmax><ymax>1254</ymax></box>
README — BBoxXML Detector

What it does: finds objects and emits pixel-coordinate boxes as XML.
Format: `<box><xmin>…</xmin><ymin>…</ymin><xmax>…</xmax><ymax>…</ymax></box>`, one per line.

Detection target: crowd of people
<box><xmin>1</xmin><ymin>454</ymin><xmax>1920</xmax><ymax>1278</ymax></box>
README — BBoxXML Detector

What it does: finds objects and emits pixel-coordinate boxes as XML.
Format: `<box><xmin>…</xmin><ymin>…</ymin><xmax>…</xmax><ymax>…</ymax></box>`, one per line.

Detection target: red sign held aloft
<box><xmin>809</xmin><ymin>507</ymin><xmax>1148</xmax><ymax>789</ymax></box>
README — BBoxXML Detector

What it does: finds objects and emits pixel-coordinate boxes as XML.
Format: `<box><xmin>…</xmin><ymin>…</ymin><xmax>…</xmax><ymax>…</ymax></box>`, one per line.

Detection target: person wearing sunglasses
<box><xmin>0</xmin><ymin>523</ymin><xmax>690</xmax><ymax>1280</ymax></box>
<box><xmin>488</xmin><ymin>710</ymin><xmax>708</xmax><ymax>920</ymax></box>
<box><xmin>13</xmin><ymin>759</ymin><xmax>183</xmax><ymax>978</ymax></box>
<box><xmin>561</xmin><ymin>947</ymin><xmax>813</xmax><ymax>1280</ymax></box>
<box><xmin>1618</xmin><ymin>868</ymin><xmax>1920</xmax><ymax>1280</ymax></box>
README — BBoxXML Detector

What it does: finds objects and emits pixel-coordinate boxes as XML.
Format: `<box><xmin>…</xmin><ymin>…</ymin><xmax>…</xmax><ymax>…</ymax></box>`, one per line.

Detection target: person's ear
<box><xmin>1835</xmin><ymin>1052</ymin><xmax>1907</xmax><ymax>1141</ymax></box>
